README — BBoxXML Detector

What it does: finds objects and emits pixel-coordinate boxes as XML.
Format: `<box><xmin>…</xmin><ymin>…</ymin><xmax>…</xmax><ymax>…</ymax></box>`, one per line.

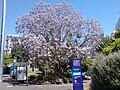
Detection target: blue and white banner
<box><xmin>72</xmin><ymin>58</ymin><xmax>83</xmax><ymax>90</ymax></box>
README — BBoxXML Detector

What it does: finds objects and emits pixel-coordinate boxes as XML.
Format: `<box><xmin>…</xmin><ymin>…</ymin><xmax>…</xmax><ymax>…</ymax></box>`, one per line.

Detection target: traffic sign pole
<box><xmin>0</xmin><ymin>0</ymin><xmax>6</xmax><ymax>82</ymax></box>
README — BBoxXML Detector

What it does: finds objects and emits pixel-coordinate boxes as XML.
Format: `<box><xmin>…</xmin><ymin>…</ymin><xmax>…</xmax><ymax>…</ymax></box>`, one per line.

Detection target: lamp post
<box><xmin>0</xmin><ymin>0</ymin><xmax>6</xmax><ymax>82</ymax></box>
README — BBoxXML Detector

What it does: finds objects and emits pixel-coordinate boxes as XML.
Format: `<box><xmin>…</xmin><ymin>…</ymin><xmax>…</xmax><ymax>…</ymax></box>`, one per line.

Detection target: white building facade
<box><xmin>6</xmin><ymin>34</ymin><xmax>22</xmax><ymax>54</ymax></box>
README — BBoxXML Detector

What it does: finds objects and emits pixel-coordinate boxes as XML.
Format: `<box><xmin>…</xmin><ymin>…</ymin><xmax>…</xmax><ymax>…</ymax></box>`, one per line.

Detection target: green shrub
<box><xmin>103</xmin><ymin>38</ymin><xmax>120</xmax><ymax>54</ymax></box>
<box><xmin>82</xmin><ymin>59</ymin><xmax>92</xmax><ymax>72</ymax></box>
<box><xmin>3</xmin><ymin>66</ymin><xmax>10</xmax><ymax>74</ymax></box>
<box><xmin>28</xmin><ymin>72</ymin><xmax>39</xmax><ymax>81</ymax></box>
<box><xmin>63</xmin><ymin>77</ymin><xmax>69</xmax><ymax>84</ymax></box>
<box><xmin>4</xmin><ymin>54</ymin><xmax>14</xmax><ymax>66</ymax></box>
<box><xmin>91</xmin><ymin>51</ymin><xmax>120</xmax><ymax>90</ymax></box>
<box><xmin>114</xmin><ymin>29</ymin><xmax>120</xmax><ymax>39</ymax></box>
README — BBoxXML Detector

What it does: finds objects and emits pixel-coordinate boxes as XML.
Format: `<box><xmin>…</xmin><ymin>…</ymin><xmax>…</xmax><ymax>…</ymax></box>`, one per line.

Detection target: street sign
<box><xmin>72</xmin><ymin>58</ymin><xmax>83</xmax><ymax>90</ymax></box>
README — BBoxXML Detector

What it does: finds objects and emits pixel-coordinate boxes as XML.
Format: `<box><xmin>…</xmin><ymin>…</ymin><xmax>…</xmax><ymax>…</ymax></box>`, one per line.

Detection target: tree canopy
<box><xmin>103</xmin><ymin>29</ymin><xmax>120</xmax><ymax>54</ymax></box>
<box><xmin>15</xmin><ymin>1</ymin><xmax>103</xmax><ymax>59</ymax></box>
<box><xmin>4</xmin><ymin>54</ymin><xmax>14</xmax><ymax>66</ymax></box>
<box><xmin>12</xmin><ymin>1</ymin><xmax>103</xmax><ymax>80</ymax></box>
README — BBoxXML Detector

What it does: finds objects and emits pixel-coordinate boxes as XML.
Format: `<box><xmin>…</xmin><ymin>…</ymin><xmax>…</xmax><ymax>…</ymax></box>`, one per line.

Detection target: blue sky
<box><xmin>0</xmin><ymin>0</ymin><xmax>120</xmax><ymax>39</ymax></box>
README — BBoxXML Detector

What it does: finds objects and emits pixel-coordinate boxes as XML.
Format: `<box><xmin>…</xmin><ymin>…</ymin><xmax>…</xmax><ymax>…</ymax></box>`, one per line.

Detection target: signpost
<box><xmin>0</xmin><ymin>0</ymin><xmax>6</xmax><ymax>83</ymax></box>
<box><xmin>72</xmin><ymin>58</ymin><xmax>83</xmax><ymax>90</ymax></box>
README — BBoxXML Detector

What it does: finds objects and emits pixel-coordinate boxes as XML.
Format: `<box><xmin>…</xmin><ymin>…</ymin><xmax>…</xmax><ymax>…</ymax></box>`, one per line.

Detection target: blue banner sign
<box><xmin>72</xmin><ymin>58</ymin><xmax>83</xmax><ymax>90</ymax></box>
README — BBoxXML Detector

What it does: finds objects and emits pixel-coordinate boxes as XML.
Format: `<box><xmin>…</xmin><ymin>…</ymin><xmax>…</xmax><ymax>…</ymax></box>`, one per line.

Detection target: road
<box><xmin>0</xmin><ymin>75</ymin><xmax>90</xmax><ymax>90</ymax></box>
<box><xmin>0</xmin><ymin>83</ymin><xmax>73</xmax><ymax>90</ymax></box>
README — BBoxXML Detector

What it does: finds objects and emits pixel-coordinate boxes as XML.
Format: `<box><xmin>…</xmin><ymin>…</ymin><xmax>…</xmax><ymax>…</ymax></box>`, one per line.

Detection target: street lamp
<box><xmin>0</xmin><ymin>0</ymin><xmax>6</xmax><ymax>82</ymax></box>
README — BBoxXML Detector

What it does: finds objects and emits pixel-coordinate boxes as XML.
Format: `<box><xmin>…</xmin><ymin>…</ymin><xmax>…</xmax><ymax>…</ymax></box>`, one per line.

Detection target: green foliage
<box><xmin>82</xmin><ymin>59</ymin><xmax>92</xmax><ymax>72</ymax></box>
<box><xmin>91</xmin><ymin>51</ymin><xmax>120</xmax><ymax>90</ymax></box>
<box><xmin>28</xmin><ymin>72</ymin><xmax>39</xmax><ymax>81</ymax></box>
<box><xmin>4</xmin><ymin>54</ymin><xmax>14</xmax><ymax>66</ymax></box>
<box><xmin>3</xmin><ymin>66</ymin><xmax>10</xmax><ymax>74</ymax></box>
<box><xmin>101</xmin><ymin>36</ymin><xmax>112</xmax><ymax>46</ymax></box>
<box><xmin>114</xmin><ymin>29</ymin><xmax>120</xmax><ymax>39</ymax></box>
<box><xmin>4</xmin><ymin>54</ymin><xmax>14</xmax><ymax>74</ymax></box>
<box><xmin>103</xmin><ymin>38</ymin><xmax>120</xmax><ymax>54</ymax></box>
<box><xmin>11</xmin><ymin>43</ymin><xmax>29</xmax><ymax>62</ymax></box>
<box><xmin>103</xmin><ymin>29</ymin><xmax>120</xmax><ymax>55</ymax></box>
<box><xmin>94</xmin><ymin>36</ymin><xmax>112</xmax><ymax>53</ymax></box>
<box><xmin>114</xmin><ymin>38</ymin><xmax>120</xmax><ymax>50</ymax></box>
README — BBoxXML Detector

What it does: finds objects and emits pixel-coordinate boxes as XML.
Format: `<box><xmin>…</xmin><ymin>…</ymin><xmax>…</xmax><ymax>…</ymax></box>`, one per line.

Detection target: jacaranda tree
<box><xmin>14</xmin><ymin>1</ymin><xmax>103</xmax><ymax>80</ymax></box>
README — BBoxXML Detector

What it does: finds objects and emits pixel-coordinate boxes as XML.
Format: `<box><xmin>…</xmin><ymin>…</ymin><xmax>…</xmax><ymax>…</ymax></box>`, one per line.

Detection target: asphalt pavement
<box><xmin>0</xmin><ymin>83</ymin><xmax>73</xmax><ymax>90</ymax></box>
<box><xmin>0</xmin><ymin>74</ymin><xmax>90</xmax><ymax>90</ymax></box>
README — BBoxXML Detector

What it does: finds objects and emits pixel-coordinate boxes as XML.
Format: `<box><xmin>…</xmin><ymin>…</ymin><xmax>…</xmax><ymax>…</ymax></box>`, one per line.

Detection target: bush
<box><xmin>82</xmin><ymin>59</ymin><xmax>92</xmax><ymax>72</ymax></box>
<box><xmin>103</xmin><ymin>38</ymin><xmax>120</xmax><ymax>54</ymax></box>
<box><xmin>3</xmin><ymin>66</ymin><xmax>10</xmax><ymax>74</ymax></box>
<box><xmin>114</xmin><ymin>29</ymin><xmax>120</xmax><ymax>39</ymax></box>
<box><xmin>91</xmin><ymin>51</ymin><xmax>120</xmax><ymax>90</ymax></box>
<box><xmin>63</xmin><ymin>77</ymin><xmax>69</xmax><ymax>84</ymax></box>
<box><xmin>28</xmin><ymin>72</ymin><xmax>39</xmax><ymax>81</ymax></box>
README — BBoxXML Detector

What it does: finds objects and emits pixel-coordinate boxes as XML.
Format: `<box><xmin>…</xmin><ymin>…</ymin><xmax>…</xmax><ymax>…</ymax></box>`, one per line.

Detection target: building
<box><xmin>6</xmin><ymin>34</ymin><xmax>22</xmax><ymax>54</ymax></box>
<box><xmin>115</xmin><ymin>17</ymin><xmax>120</xmax><ymax>30</ymax></box>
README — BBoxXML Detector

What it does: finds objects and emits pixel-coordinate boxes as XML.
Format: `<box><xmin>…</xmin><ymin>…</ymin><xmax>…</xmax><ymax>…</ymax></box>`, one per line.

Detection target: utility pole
<box><xmin>0</xmin><ymin>0</ymin><xmax>6</xmax><ymax>82</ymax></box>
